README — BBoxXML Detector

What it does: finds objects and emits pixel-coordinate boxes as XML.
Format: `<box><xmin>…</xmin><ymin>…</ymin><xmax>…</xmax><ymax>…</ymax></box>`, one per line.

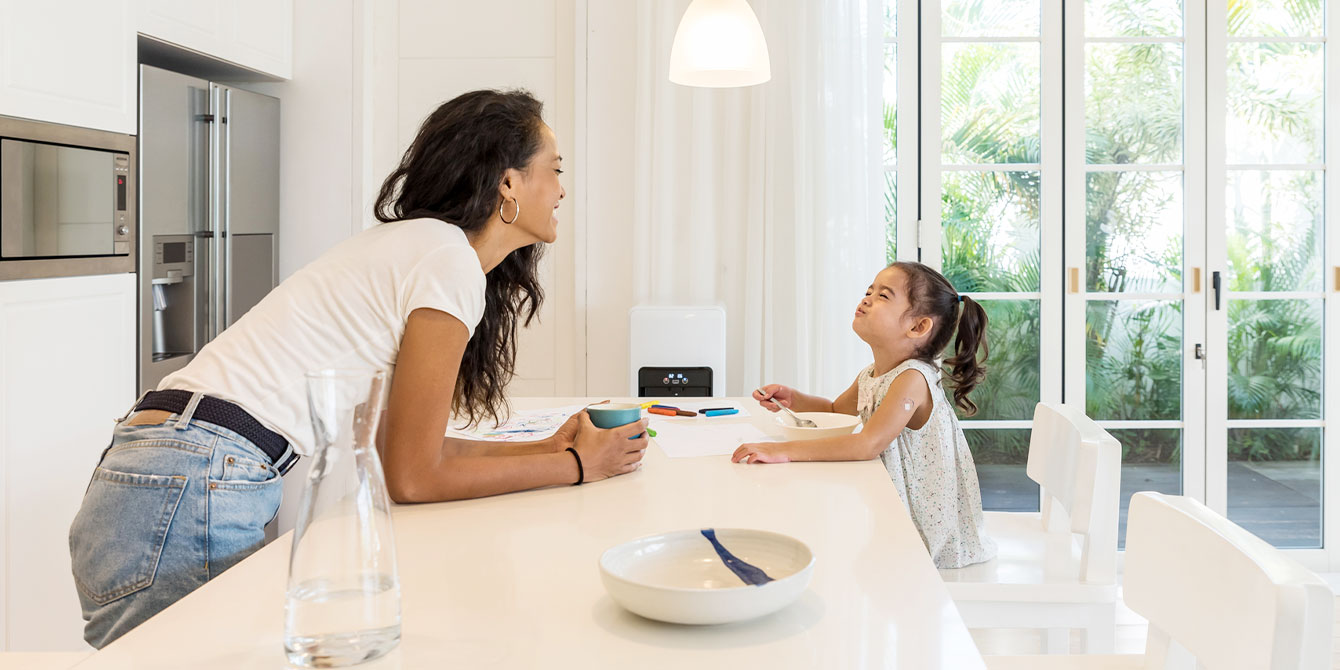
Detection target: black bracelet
<box><xmin>565</xmin><ymin>446</ymin><xmax>584</xmax><ymax>485</ymax></box>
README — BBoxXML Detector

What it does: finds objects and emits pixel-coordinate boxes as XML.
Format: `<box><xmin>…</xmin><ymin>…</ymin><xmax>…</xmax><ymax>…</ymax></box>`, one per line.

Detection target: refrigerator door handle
<box><xmin>221</xmin><ymin>86</ymin><xmax>232</xmax><ymax>330</ymax></box>
<box><xmin>208</xmin><ymin>84</ymin><xmax>225</xmax><ymax>342</ymax></box>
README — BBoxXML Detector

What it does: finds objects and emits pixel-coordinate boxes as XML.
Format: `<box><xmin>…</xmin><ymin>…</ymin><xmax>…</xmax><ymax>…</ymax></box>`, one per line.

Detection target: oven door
<box><xmin>0</xmin><ymin>117</ymin><xmax>135</xmax><ymax>280</ymax></box>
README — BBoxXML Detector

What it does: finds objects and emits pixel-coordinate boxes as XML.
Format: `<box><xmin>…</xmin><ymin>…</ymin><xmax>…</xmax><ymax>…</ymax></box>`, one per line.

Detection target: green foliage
<box><xmin>882</xmin><ymin>0</ymin><xmax>1324</xmax><ymax>464</ymax></box>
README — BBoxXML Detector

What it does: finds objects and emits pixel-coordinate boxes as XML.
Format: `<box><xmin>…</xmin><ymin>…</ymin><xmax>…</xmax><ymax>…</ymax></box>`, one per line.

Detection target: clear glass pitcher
<box><xmin>284</xmin><ymin>370</ymin><xmax>401</xmax><ymax>667</ymax></box>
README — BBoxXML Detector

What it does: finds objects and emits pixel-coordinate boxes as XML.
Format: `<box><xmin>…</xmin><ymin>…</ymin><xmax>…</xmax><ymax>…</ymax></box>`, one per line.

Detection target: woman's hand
<box><xmin>572</xmin><ymin>411</ymin><xmax>648</xmax><ymax>482</ymax></box>
<box><xmin>547</xmin><ymin>412</ymin><xmax>581</xmax><ymax>453</ymax></box>
<box><xmin>752</xmin><ymin>384</ymin><xmax>795</xmax><ymax>412</ymax></box>
<box><xmin>731</xmin><ymin>442</ymin><xmax>792</xmax><ymax>464</ymax></box>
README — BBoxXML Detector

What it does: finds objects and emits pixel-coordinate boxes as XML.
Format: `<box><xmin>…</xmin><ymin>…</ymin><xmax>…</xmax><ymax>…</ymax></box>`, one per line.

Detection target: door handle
<box><xmin>1211</xmin><ymin>271</ymin><xmax>1221</xmax><ymax>310</ymax></box>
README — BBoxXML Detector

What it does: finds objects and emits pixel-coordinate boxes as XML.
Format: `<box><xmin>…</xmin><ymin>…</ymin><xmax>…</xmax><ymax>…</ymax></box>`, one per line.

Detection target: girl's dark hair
<box><xmin>374</xmin><ymin>89</ymin><xmax>547</xmax><ymax>427</ymax></box>
<box><xmin>890</xmin><ymin>262</ymin><xmax>989</xmax><ymax>416</ymax></box>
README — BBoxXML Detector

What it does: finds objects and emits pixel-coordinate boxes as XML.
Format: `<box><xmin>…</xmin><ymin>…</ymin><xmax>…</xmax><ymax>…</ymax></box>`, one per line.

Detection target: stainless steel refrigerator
<box><xmin>138</xmin><ymin>64</ymin><xmax>280</xmax><ymax>391</ymax></box>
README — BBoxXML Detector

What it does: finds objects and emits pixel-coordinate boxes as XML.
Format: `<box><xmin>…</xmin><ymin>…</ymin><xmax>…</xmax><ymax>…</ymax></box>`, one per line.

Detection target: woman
<box><xmin>69</xmin><ymin>89</ymin><xmax>646</xmax><ymax>648</ymax></box>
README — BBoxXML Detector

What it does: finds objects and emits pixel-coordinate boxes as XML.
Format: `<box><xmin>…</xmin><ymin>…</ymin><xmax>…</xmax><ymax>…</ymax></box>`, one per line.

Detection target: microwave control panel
<box><xmin>113</xmin><ymin>154</ymin><xmax>130</xmax><ymax>255</ymax></box>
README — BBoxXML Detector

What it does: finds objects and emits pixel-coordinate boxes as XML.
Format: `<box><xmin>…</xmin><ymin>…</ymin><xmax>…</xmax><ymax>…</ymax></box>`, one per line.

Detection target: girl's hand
<box><xmin>731</xmin><ymin>442</ymin><xmax>792</xmax><ymax>464</ymax></box>
<box><xmin>572</xmin><ymin>411</ymin><xmax>649</xmax><ymax>482</ymax></box>
<box><xmin>753</xmin><ymin>384</ymin><xmax>795</xmax><ymax>412</ymax></box>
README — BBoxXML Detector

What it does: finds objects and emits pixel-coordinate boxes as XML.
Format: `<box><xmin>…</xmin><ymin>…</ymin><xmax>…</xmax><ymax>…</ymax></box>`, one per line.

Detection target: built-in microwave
<box><xmin>0</xmin><ymin>115</ymin><xmax>136</xmax><ymax>281</ymax></box>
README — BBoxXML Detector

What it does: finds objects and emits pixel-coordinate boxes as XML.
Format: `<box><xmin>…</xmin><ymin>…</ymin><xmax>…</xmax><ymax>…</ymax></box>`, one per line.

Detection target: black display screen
<box><xmin>116</xmin><ymin>175</ymin><xmax>126</xmax><ymax>211</ymax></box>
<box><xmin>162</xmin><ymin>242</ymin><xmax>186</xmax><ymax>264</ymax></box>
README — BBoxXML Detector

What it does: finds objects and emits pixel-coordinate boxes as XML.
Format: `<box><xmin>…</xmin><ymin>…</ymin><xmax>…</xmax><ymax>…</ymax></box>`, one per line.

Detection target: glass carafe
<box><xmin>284</xmin><ymin>370</ymin><xmax>401</xmax><ymax>667</ymax></box>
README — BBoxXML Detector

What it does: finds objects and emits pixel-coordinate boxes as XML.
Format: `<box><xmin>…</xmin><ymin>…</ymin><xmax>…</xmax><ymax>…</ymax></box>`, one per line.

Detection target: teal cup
<box><xmin>586</xmin><ymin>403</ymin><xmax>644</xmax><ymax>438</ymax></box>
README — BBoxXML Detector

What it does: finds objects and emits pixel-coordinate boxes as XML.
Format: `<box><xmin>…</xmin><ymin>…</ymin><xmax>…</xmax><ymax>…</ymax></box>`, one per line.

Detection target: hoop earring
<box><xmin>500</xmin><ymin>198</ymin><xmax>520</xmax><ymax>224</ymax></box>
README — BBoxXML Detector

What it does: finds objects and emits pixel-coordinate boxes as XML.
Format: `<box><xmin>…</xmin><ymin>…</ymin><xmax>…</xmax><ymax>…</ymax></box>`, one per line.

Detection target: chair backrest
<box><xmin>1025</xmin><ymin>402</ymin><xmax>1121</xmax><ymax>583</ymax></box>
<box><xmin>1124</xmin><ymin>492</ymin><xmax>1333</xmax><ymax>670</ymax></box>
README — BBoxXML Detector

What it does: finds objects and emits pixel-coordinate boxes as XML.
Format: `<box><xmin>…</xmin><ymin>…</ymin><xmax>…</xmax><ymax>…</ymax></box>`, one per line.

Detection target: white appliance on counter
<box><xmin>138</xmin><ymin>65</ymin><xmax>280</xmax><ymax>391</ymax></box>
<box><xmin>628</xmin><ymin>305</ymin><xmax>727</xmax><ymax>397</ymax></box>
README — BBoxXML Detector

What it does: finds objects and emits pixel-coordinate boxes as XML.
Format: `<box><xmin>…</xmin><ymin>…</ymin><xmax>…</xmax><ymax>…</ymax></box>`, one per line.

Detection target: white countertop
<box><xmin>75</xmin><ymin>398</ymin><xmax>984</xmax><ymax>669</ymax></box>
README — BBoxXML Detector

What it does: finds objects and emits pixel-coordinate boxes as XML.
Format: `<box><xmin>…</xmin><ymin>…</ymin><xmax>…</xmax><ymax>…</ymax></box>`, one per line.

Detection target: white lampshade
<box><xmin>668</xmin><ymin>0</ymin><xmax>771</xmax><ymax>88</ymax></box>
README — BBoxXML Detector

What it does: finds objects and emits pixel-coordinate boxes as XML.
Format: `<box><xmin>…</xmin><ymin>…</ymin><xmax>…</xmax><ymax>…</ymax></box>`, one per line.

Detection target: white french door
<box><xmin>1063</xmin><ymin>0</ymin><xmax>1208</xmax><ymax>546</ymax></box>
<box><xmin>1205</xmin><ymin>0</ymin><xmax>1335</xmax><ymax>567</ymax></box>
<box><xmin>884</xmin><ymin>0</ymin><xmax>1337</xmax><ymax>564</ymax></box>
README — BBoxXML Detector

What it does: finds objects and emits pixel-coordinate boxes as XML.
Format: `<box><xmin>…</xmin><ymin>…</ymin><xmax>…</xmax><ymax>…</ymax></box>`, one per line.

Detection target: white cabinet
<box><xmin>138</xmin><ymin>0</ymin><xmax>293</xmax><ymax>79</ymax></box>
<box><xmin>0</xmin><ymin>0</ymin><xmax>137</xmax><ymax>134</ymax></box>
<box><xmin>0</xmin><ymin>273</ymin><xmax>137</xmax><ymax>651</ymax></box>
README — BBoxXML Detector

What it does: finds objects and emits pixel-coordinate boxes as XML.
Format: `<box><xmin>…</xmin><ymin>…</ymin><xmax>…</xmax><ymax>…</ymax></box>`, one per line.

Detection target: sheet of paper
<box><xmin>446</xmin><ymin>404</ymin><xmax>584</xmax><ymax>442</ymax></box>
<box><xmin>651</xmin><ymin>421</ymin><xmax>778</xmax><ymax>459</ymax></box>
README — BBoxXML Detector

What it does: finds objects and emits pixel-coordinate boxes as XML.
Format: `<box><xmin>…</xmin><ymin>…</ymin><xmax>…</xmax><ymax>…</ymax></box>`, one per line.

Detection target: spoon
<box><xmin>755</xmin><ymin>388</ymin><xmax>818</xmax><ymax>428</ymax></box>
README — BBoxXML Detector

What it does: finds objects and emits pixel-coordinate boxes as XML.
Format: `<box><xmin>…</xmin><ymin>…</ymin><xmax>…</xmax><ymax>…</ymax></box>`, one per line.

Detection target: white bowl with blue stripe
<box><xmin>598</xmin><ymin>528</ymin><xmax>815</xmax><ymax>625</ymax></box>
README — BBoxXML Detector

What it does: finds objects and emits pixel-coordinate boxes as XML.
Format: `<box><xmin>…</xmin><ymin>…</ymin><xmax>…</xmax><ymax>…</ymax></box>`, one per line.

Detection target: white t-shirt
<box><xmin>159</xmin><ymin>218</ymin><xmax>487</xmax><ymax>456</ymax></box>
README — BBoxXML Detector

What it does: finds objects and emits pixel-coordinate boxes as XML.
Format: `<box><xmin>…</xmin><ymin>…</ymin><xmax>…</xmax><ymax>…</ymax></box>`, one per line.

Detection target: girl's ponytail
<box><xmin>944</xmin><ymin>296</ymin><xmax>989</xmax><ymax>416</ymax></box>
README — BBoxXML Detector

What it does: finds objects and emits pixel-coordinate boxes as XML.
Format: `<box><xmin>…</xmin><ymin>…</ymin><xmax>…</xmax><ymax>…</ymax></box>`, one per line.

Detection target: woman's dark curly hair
<box><xmin>374</xmin><ymin>89</ymin><xmax>546</xmax><ymax>427</ymax></box>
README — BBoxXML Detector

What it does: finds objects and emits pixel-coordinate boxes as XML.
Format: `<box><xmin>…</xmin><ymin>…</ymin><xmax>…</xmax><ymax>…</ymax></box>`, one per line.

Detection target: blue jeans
<box><xmin>68</xmin><ymin>393</ymin><xmax>284</xmax><ymax>648</ymax></box>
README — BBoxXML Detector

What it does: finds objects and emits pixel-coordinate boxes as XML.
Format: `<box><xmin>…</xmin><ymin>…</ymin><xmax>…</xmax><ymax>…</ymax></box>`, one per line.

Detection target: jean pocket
<box><xmin>206</xmin><ymin>472</ymin><xmax>282</xmax><ymax>578</ymax></box>
<box><xmin>220</xmin><ymin>453</ymin><xmax>277</xmax><ymax>484</ymax></box>
<box><xmin>69</xmin><ymin>468</ymin><xmax>187</xmax><ymax>605</ymax></box>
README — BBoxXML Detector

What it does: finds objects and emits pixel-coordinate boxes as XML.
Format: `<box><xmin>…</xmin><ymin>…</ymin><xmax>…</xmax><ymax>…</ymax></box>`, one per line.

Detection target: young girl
<box><xmin>732</xmin><ymin>262</ymin><xmax>997</xmax><ymax>569</ymax></box>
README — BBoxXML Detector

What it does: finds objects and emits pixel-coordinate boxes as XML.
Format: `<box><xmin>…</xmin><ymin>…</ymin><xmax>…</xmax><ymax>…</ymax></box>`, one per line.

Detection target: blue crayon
<box><xmin>703</xmin><ymin>408</ymin><xmax>738</xmax><ymax>417</ymax></box>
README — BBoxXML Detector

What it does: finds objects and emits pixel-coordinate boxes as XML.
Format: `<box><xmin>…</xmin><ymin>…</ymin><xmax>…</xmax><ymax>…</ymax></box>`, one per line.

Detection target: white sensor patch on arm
<box><xmin>901</xmin><ymin>398</ymin><xmax>915</xmax><ymax>412</ymax></box>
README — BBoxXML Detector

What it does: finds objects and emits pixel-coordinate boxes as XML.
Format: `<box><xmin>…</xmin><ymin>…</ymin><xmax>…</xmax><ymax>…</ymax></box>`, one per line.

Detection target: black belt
<box><xmin>134</xmin><ymin>390</ymin><xmax>298</xmax><ymax>474</ymax></box>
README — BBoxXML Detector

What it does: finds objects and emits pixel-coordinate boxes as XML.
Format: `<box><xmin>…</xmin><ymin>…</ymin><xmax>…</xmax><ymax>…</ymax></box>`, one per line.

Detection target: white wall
<box><xmin>582</xmin><ymin>0</ymin><xmax>639</xmax><ymax>397</ymax></box>
<box><xmin>267</xmin><ymin>0</ymin><xmax>580</xmax><ymax>397</ymax></box>
<box><xmin>375</xmin><ymin>0</ymin><xmax>580</xmax><ymax>397</ymax></box>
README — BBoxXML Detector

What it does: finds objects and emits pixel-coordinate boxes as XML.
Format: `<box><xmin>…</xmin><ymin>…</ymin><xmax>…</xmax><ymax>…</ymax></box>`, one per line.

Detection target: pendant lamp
<box><xmin>668</xmin><ymin>0</ymin><xmax>771</xmax><ymax>87</ymax></box>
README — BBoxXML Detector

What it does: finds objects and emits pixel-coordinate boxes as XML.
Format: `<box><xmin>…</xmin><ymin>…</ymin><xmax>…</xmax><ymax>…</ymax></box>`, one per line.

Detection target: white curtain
<box><xmin>632</xmin><ymin>0</ymin><xmax>885</xmax><ymax>398</ymax></box>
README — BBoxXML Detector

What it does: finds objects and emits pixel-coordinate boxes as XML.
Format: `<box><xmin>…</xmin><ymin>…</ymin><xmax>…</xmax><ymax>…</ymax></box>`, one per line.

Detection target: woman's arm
<box><xmin>732</xmin><ymin>370</ymin><xmax>932</xmax><ymax>464</ymax></box>
<box><xmin>381</xmin><ymin>308</ymin><xmax>647</xmax><ymax>503</ymax></box>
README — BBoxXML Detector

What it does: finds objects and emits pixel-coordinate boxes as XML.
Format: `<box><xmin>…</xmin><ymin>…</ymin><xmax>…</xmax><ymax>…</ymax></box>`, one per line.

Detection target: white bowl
<box><xmin>773</xmin><ymin>411</ymin><xmax>861</xmax><ymax>441</ymax></box>
<box><xmin>598</xmin><ymin>528</ymin><xmax>815</xmax><ymax>625</ymax></box>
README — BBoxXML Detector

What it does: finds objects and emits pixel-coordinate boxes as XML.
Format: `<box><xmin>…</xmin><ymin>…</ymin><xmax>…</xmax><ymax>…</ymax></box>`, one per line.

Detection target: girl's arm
<box><xmin>754</xmin><ymin>376</ymin><xmax>860</xmax><ymax>415</ymax></box>
<box><xmin>381</xmin><ymin>308</ymin><xmax>648</xmax><ymax>503</ymax></box>
<box><xmin>732</xmin><ymin>369</ymin><xmax>932</xmax><ymax>464</ymax></box>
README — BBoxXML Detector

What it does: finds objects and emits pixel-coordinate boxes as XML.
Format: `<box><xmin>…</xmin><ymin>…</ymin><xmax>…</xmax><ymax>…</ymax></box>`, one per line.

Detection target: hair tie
<box><xmin>957</xmin><ymin>294</ymin><xmax>965</xmax><ymax>304</ymax></box>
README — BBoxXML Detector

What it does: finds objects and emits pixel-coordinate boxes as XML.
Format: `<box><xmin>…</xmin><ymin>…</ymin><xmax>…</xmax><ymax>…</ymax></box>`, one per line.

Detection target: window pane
<box><xmin>1228</xmin><ymin>299</ymin><xmax>1323</xmax><ymax>420</ymax></box>
<box><xmin>884</xmin><ymin>0</ymin><xmax>895</xmax><ymax>39</ymax></box>
<box><xmin>1228</xmin><ymin>428</ymin><xmax>1321</xmax><ymax>548</ymax></box>
<box><xmin>884</xmin><ymin>44</ymin><xmax>897</xmax><ymax>163</ymax></box>
<box><xmin>1086</xmin><ymin>300</ymin><xmax>1183</xmax><ymax>421</ymax></box>
<box><xmin>884</xmin><ymin>171</ymin><xmax>896</xmax><ymax>263</ymax></box>
<box><xmin>942</xmin><ymin>170</ymin><xmax>1041</xmax><ymax>291</ymax></box>
<box><xmin>1111</xmin><ymin>428</ymin><xmax>1182</xmax><ymax>548</ymax></box>
<box><xmin>955</xmin><ymin>299</ymin><xmax>1040</xmax><ymax>421</ymax></box>
<box><xmin>943</xmin><ymin>0</ymin><xmax>1039</xmax><ymax>37</ymax></box>
<box><xmin>967</xmin><ymin>429</ymin><xmax>1040</xmax><ymax>513</ymax></box>
<box><xmin>1226</xmin><ymin>43</ymin><xmax>1323</xmax><ymax>165</ymax></box>
<box><xmin>1226</xmin><ymin>170</ymin><xmax>1323</xmax><ymax>292</ymax></box>
<box><xmin>1086</xmin><ymin>43</ymin><xmax>1183</xmax><ymax>165</ymax></box>
<box><xmin>1086</xmin><ymin>0</ymin><xmax>1182</xmax><ymax>37</ymax></box>
<box><xmin>942</xmin><ymin>43</ymin><xmax>1040</xmax><ymax>164</ymax></box>
<box><xmin>1086</xmin><ymin>171</ymin><xmax>1184</xmax><ymax>293</ymax></box>
<box><xmin>1228</xmin><ymin>0</ymin><xmax>1323</xmax><ymax>37</ymax></box>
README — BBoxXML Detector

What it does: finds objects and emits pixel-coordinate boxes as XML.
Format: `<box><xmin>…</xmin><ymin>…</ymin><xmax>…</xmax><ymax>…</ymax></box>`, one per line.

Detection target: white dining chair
<box><xmin>984</xmin><ymin>491</ymin><xmax>1333</xmax><ymax>669</ymax></box>
<box><xmin>940</xmin><ymin>402</ymin><xmax>1122</xmax><ymax>653</ymax></box>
